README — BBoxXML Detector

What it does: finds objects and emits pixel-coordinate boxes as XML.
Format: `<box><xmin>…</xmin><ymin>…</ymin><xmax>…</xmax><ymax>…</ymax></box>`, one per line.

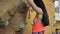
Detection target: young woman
<box><xmin>27</xmin><ymin>0</ymin><xmax>49</xmax><ymax>34</ymax></box>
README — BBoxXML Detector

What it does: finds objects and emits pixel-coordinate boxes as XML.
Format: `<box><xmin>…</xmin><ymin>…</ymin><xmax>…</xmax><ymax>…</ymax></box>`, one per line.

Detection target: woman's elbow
<box><xmin>27</xmin><ymin>0</ymin><xmax>33</xmax><ymax>3</ymax></box>
<box><xmin>27</xmin><ymin>0</ymin><xmax>30</xmax><ymax>3</ymax></box>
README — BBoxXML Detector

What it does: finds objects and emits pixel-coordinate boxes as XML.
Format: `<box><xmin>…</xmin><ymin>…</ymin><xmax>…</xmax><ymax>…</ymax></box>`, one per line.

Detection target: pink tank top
<box><xmin>32</xmin><ymin>17</ymin><xmax>45</xmax><ymax>32</ymax></box>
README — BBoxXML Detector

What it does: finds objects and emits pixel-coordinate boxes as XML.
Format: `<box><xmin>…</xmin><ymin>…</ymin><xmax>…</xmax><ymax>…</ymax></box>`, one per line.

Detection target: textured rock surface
<box><xmin>0</xmin><ymin>0</ymin><xmax>29</xmax><ymax>34</ymax></box>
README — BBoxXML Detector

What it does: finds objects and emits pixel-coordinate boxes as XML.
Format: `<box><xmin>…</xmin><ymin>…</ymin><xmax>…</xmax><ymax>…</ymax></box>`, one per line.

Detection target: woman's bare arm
<box><xmin>27</xmin><ymin>0</ymin><xmax>43</xmax><ymax>14</ymax></box>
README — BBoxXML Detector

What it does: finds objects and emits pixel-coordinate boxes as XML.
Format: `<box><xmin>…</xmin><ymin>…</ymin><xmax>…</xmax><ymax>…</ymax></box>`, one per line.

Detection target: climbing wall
<box><xmin>23</xmin><ymin>7</ymin><xmax>36</xmax><ymax>34</ymax></box>
<box><xmin>0</xmin><ymin>0</ymin><xmax>56</xmax><ymax>34</ymax></box>
<box><xmin>0</xmin><ymin>0</ymin><xmax>29</xmax><ymax>34</ymax></box>
<box><xmin>56</xmin><ymin>21</ymin><xmax>60</xmax><ymax>34</ymax></box>
<box><xmin>43</xmin><ymin>0</ymin><xmax>56</xmax><ymax>34</ymax></box>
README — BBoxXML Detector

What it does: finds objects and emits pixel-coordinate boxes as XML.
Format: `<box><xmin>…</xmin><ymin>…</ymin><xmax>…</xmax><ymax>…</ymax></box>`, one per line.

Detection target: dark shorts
<box><xmin>32</xmin><ymin>30</ymin><xmax>44</xmax><ymax>34</ymax></box>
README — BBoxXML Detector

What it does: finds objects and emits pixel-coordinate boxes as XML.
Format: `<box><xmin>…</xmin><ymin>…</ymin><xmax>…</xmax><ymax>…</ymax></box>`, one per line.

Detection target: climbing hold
<box><xmin>4</xmin><ymin>21</ymin><xmax>9</xmax><ymax>27</ymax></box>
<box><xmin>31</xmin><ymin>22</ymin><xmax>34</xmax><ymax>25</ymax></box>
<box><xmin>19</xmin><ymin>23</ymin><xmax>25</xmax><ymax>29</ymax></box>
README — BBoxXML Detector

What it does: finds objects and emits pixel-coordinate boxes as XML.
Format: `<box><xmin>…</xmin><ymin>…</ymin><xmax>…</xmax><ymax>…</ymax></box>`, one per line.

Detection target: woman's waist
<box><xmin>32</xmin><ymin>25</ymin><xmax>45</xmax><ymax>32</ymax></box>
<box><xmin>32</xmin><ymin>23</ymin><xmax>45</xmax><ymax>29</ymax></box>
